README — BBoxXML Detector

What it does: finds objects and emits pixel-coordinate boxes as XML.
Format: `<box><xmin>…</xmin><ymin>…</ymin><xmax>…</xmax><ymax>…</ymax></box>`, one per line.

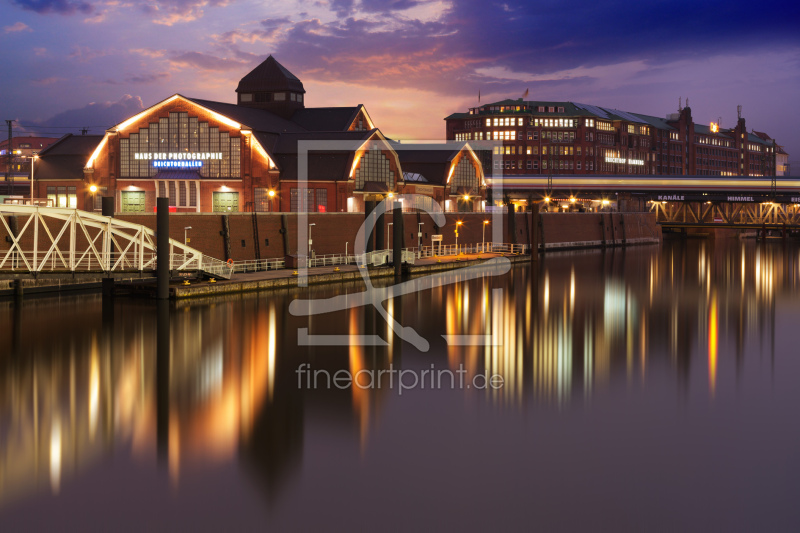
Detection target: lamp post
<box><xmin>184</xmin><ymin>226</ymin><xmax>192</xmax><ymax>245</ymax></box>
<box><xmin>308</xmin><ymin>223</ymin><xmax>315</xmax><ymax>257</ymax></box>
<box><xmin>387</xmin><ymin>222</ymin><xmax>393</xmax><ymax>251</ymax></box>
<box><xmin>268</xmin><ymin>189</ymin><xmax>275</xmax><ymax>211</ymax></box>
<box><xmin>482</xmin><ymin>220</ymin><xmax>489</xmax><ymax>253</ymax></box>
<box><xmin>455</xmin><ymin>221</ymin><xmax>463</xmax><ymax>253</ymax></box>
<box><xmin>417</xmin><ymin>222</ymin><xmax>424</xmax><ymax>246</ymax></box>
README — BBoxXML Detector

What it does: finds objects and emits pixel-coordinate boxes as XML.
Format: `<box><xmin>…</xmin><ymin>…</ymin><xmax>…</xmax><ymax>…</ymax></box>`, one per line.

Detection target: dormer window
<box><xmin>297</xmin><ymin>94</ymin><xmax>303</xmax><ymax>102</ymax></box>
<box><xmin>240</xmin><ymin>93</ymin><xmax>253</xmax><ymax>102</ymax></box>
<box><xmin>274</xmin><ymin>93</ymin><xmax>285</xmax><ymax>101</ymax></box>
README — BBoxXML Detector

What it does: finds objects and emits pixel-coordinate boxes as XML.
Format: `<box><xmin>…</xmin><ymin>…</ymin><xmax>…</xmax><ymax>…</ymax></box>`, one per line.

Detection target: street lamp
<box><xmin>89</xmin><ymin>184</ymin><xmax>97</xmax><ymax>211</ymax></box>
<box><xmin>387</xmin><ymin>222</ymin><xmax>393</xmax><ymax>251</ymax></box>
<box><xmin>455</xmin><ymin>221</ymin><xmax>463</xmax><ymax>252</ymax></box>
<box><xmin>417</xmin><ymin>222</ymin><xmax>424</xmax><ymax>245</ymax></box>
<box><xmin>482</xmin><ymin>220</ymin><xmax>489</xmax><ymax>252</ymax></box>
<box><xmin>268</xmin><ymin>189</ymin><xmax>275</xmax><ymax>211</ymax></box>
<box><xmin>308</xmin><ymin>223</ymin><xmax>315</xmax><ymax>257</ymax></box>
<box><xmin>184</xmin><ymin>226</ymin><xmax>192</xmax><ymax>245</ymax></box>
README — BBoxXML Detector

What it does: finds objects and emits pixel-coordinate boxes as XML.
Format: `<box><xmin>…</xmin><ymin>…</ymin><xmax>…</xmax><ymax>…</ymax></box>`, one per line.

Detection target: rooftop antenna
<box><xmin>717</xmin><ymin>116</ymin><xmax>721</xmax><ymax>129</ymax></box>
<box><xmin>685</xmin><ymin>96</ymin><xmax>689</xmax><ymax>108</ymax></box>
<box><xmin>678</xmin><ymin>97</ymin><xmax>682</xmax><ymax>111</ymax></box>
<box><xmin>81</xmin><ymin>127</ymin><xmax>88</xmax><ymax>135</ymax></box>
<box><xmin>737</xmin><ymin>105</ymin><xmax>742</xmax><ymax>119</ymax></box>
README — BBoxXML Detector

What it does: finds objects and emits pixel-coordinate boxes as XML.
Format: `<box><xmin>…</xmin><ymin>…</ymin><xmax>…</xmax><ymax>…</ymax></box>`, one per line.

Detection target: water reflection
<box><xmin>0</xmin><ymin>239</ymin><xmax>798</xmax><ymax>518</ymax></box>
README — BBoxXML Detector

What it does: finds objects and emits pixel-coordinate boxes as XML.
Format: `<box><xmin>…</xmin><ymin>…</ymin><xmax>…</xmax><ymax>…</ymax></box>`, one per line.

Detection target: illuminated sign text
<box><xmin>134</xmin><ymin>152</ymin><xmax>222</xmax><ymax>161</ymax></box>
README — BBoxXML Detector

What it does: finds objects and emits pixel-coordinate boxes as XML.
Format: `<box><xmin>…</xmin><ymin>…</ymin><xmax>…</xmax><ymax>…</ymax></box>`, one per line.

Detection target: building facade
<box><xmin>1</xmin><ymin>136</ymin><xmax>59</xmax><ymax>197</ymax></box>
<box><xmin>446</xmin><ymin>100</ymin><xmax>783</xmax><ymax>177</ymax></box>
<box><xmin>32</xmin><ymin>56</ymin><xmax>484</xmax><ymax>213</ymax></box>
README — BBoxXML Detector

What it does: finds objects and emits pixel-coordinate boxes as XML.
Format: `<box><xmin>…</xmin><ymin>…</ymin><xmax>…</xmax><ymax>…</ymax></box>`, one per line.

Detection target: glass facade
<box><xmin>118</xmin><ymin>111</ymin><xmax>241</xmax><ymax>178</ymax></box>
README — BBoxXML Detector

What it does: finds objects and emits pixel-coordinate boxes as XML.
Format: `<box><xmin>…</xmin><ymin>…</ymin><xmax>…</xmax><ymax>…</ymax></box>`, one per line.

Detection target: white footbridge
<box><xmin>0</xmin><ymin>205</ymin><xmax>232</xmax><ymax>279</ymax></box>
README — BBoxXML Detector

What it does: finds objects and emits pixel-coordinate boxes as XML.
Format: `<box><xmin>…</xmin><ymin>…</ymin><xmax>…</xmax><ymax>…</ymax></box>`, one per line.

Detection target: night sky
<box><xmin>1</xmin><ymin>0</ymin><xmax>799</xmax><ymax>159</ymax></box>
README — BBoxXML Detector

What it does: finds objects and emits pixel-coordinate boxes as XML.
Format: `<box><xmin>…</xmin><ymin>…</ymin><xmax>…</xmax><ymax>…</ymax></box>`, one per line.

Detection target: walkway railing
<box><xmin>231</xmin><ymin>258</ymin><xmax>286</xmax><ymax>273</ymax></box>
<box><xmin>416</xmin><ymin>242</ymin><xmax>527</xmax><ymax>258</ymax></box>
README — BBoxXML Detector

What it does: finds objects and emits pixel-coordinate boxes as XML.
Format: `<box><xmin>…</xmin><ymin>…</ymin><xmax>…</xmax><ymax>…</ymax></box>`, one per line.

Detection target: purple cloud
<box><xmin>169</xmin><ymin>51</ymin><xmax>248</xmax><ymax>71</ymax></box>
<box><xmin>11</xmin><ymin>0</ymin><xmax>93</xmax><ymax>15</ymax></box>
<box><xmin>139</xmin><ymin>0</ymin><xmax>234</xmax><ymax>25</ymax></box>
<box><xmin>41</xmin><ymin>95</ymin><xmax>145</xmax><ymax>129</ymax></box>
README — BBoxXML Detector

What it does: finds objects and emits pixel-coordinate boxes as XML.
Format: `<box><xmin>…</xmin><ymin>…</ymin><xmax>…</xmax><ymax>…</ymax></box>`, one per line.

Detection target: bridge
<box><xmin>489</xmin><ymin>175</ymin><xmax>800</xmax><ymax>229</ymax></box>
<box><xmin>0</xmin><ymin>205</ymin><xmax>232</xmax><ymax>279</ymax></box>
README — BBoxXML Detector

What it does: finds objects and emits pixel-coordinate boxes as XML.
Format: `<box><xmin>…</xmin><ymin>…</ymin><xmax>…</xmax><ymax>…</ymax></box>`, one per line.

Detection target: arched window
<box><xmin>450</xmin><ymin>156</ymin><xmax>479</xmax><ymax>193</ymax></box>
<box><xmin>354</xmin><ymin>143</ymin><xmax>394</xmax><ymax>191</ymax></box>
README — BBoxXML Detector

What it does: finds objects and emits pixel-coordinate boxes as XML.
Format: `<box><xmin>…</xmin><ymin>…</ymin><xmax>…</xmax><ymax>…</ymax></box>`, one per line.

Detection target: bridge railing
<box><xmin>0</xmin><ymin>205</ymin><xmax>223</xmax><ymax>276</ymax></box>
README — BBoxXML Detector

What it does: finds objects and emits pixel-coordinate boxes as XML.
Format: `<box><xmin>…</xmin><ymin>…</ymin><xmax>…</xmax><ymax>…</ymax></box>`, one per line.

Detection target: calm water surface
<box><xmin>1</xmin><ymin>240</ymin><xmax>799</xmax><ymax>531</ymax></box>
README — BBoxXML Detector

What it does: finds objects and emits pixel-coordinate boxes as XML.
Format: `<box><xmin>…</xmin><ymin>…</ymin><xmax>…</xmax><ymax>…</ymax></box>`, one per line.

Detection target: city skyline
<box><xmin>1</xmin><ymin>0</ymin><xmax>799</xmax><ymax>158</ymax></box>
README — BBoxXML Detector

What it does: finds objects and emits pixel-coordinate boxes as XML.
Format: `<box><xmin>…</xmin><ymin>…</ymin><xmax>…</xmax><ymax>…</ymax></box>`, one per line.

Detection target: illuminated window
<box><xmin>353</xmin><ymin>143</ymin><xmax>393</xmax><ymax>191</ymax></box>
<box><xmin>628</xmin><ymin>124</ymin><xmax>635</xmax><ymax>134</ymax></box>
<box><xmin>451</xmin><ymin>156</ymin><xmax>479</xmax><ymax>193</ymax></box>
<box><xmin>526</xmin><ymin>146</ymin><xmax>531</xmax><ymax>155</ymax></box>
<box><xmin>518</xmin><ymin>118</ymin><xmax>523</xmax><ymax>126</ymax></box>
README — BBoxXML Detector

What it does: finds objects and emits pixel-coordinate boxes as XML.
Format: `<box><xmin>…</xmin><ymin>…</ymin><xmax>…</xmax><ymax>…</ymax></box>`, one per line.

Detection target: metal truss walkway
<box><xmin>651</xmin><ymin>200</ymin><xmax>800</xmax><ymax>229</ymax></box>
<box><xmin>0</xmin><ymin>205</ymin><xmax>232</xmax><ymax>279</ymax></box>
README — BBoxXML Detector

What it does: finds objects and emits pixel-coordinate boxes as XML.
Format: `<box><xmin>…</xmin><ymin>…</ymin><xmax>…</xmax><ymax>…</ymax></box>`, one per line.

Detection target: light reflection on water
<box><xmin>1</xmin><ymin>239</ymin><xmax>799</xmax><ymax>529</ymax></box>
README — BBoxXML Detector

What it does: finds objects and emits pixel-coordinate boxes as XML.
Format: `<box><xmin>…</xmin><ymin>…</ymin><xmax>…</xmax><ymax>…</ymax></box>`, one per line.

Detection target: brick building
<box><xmin>35</xmin><ymin>56</ymin><xmax>484</xmax><ymax>213</ymax></box>
<box><xmin>1</xmin><ymin>136</ymin><xmax>59</xmax><ymax>197</ymax></box>
<box><xmin>445</xmin><ymin>99</ymin><xmax>783</xmax><ymax>178</ymax></box>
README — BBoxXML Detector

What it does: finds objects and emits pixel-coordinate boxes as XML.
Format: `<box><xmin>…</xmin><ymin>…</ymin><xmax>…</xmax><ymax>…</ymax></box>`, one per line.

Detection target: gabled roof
<box><xmin>747</xmin><ymin>133</ymin><xmax>771</xmax><ymax>145</ymax></box>
<box><xmin>186</xmin><ymin>97</ymin><xmax>306</xmax><ymax>134</ymax></box>
<box><xmin>290</xmin><ymin>107</ymin><xmax>361</xmax><ymax>131</ymax></box>
<box><xmin>0</xmin><ymin>136</ymin><xmax>60</xmax><ymax>151</ymax></box>
<box><xmin>631</xmin><ymin>113</ymin><xmax>676</xmax><ymax>131</ymax></box>
<box><xmin>236</xmin><ymin>55</ymin><xmax>305</xmax><ymax>94</ymax></box>
<box><xmin>270</xmin><ymin>130</ymin><xmax>375</xmax><ymax>154</ymax></box>
<box><xmin>393</xmin><ymin>142</ymin><xmax>477</xmax><ymax>186</ymax></box>
<box><xmin>37</xmin><ymin>134</ymin><xmax>103</xmax><ymax>180</ymax></box>
<box><xmin>39</xmin><ymin>134</ymin><xmax>103</xmax><ymax>156</ymax></box>
<box><xmin>693</xmin><ymin>123</ymin><xmax>733</xmax><ymax>137</ymax></box>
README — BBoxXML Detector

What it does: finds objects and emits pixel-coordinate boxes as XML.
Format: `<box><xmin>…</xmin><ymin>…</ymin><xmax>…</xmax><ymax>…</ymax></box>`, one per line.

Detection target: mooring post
<box><xmin>530</xmin><ymin>202</ymin><xmax>540</xmax><ymax>261</ymax></box>
<box><xmin>364</xmin><ymin>200</ymin><xmax>376</xmax><ymax>253</ymax></box>
<box><xmin>157</xmin><ymin>197</ymin><xmax>169</xmax><ymax>300</ymax></box>
<box><xmin>393</xmin><ymin>202</ymin><xmax>403</xmax><ymax>279</ymax></box>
